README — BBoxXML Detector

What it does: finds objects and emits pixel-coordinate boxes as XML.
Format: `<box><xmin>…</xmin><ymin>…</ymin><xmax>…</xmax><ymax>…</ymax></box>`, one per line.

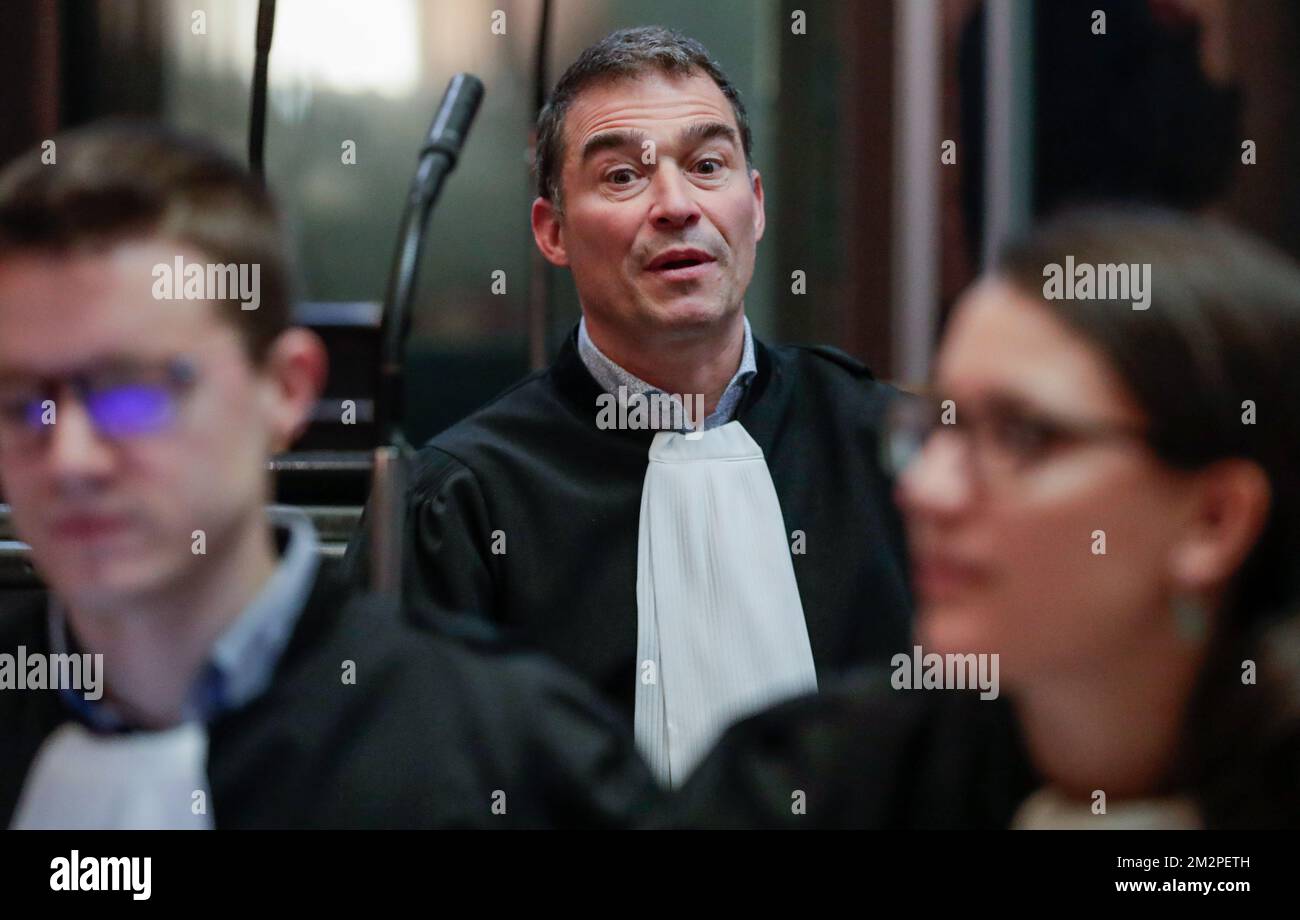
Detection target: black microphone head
<box><xmin>424</xmin><ymin>73</ymin><xmax>485</xmax><ymax>163</ymax></box>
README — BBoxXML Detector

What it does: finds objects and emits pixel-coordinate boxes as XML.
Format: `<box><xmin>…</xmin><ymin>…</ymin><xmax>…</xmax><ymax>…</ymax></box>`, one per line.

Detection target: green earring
<box><xmin>1173</xmin><ymin>594</ymin><xmax>1208</xmax><ymax>642</ymax></box>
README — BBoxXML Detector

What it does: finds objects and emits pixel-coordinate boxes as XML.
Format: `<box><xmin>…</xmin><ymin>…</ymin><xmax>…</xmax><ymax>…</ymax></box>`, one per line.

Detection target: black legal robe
<box><xmin>0</xmin><ymin>567</ymin><xmax>660</xmax><ymax>829</ymax></box>
<box><xmin>670</xmin><ymin>664</ymin><xmax>1300</xmax><ymax>829</ymax></box>
<box><xmin>668</xmin><ymin>670</ymin><xmax>1040</xmax><ymax>829</ymax></box>
<box><xmin>349</xmin><ymin>327</ymin><xmax>914</xmax><ymax>723</ymax></box>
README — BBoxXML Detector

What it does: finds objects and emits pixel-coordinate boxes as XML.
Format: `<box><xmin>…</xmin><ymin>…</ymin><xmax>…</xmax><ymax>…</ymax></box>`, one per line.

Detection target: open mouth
<box><xmin>645</xmin><ymin>248</ymin><xmax>718</xmax><ymax>280</ymax></box>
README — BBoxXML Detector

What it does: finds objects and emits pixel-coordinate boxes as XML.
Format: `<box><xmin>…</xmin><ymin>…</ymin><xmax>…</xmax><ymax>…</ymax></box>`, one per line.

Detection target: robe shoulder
<box><xmin>208</xmin><ymin>585</ymin><xmax>660</xmax><ymax>828</ymax></box>
<box><xmin>379</xmin><ymin>361</ymin><xmax>644</xmax><ymax>629</ymax></box>
<box><xmin>419</xmin><ymin>365</ymin><xmax>581</xmax><ymax>472</ymax></box>
<box><xmin>668</xmin><ymin>668</ymin><xmax>1036</xmax><ymax>829</ymax></box>
<box><xmin>766</xmin><ymin>341</ymin><xmax>901</xmax><ymax>425</ymax></box>
<box><xmin>783</xmin><ymin>342</ymin><xmax>876</xmax><ymax>380</ymax></box>
<box><xmin>399</xmin><ymin>363</ymin><xmax>594</xmax><ymax>553</ymax></box>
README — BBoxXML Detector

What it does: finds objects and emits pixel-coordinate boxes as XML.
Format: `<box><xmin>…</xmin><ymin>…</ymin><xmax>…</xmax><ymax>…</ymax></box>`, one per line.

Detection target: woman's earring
<box><xmin>1173</xmin><ymin>593</ymin><xmax>1209</xmax><ymax>642</ymax></box>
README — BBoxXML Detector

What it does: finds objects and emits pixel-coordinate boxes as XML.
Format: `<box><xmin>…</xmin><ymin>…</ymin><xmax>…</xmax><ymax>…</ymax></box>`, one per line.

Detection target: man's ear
<box><xmin>1167</xmin><ymin>458</ymin><xmax>1272</xmax><ymax>594</ymax></box>
<box><xmin>531</xmin><ymin>196</ymin><xmax>570</xmax><ymax>267</ymax></box>
<box><xmin>750</xmin><ymin>169</ymin><xmax>766</xmax><ymax>244</ymax></box>
<box><xmin>259</xmin><ymin>328</ymin><xmax>328</xmax><ymax>455</ymax></box>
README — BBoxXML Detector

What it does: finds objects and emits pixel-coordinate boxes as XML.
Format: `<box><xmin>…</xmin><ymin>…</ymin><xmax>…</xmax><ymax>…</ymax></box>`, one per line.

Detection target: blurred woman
<box><xmin>673</xmin><ymin>207</ymin><xmax>1300</xmax><ymax>828</ymax></box>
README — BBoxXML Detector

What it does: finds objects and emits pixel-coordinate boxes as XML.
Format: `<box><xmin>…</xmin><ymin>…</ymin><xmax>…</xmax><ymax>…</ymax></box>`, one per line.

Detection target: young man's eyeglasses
<box><xmin>0</xmin><ymin>358</ymin><xmax>198</xmax><ymax>450</ymax></box>
<box><xmin>881</xmin><ymin>390</ymin><xmax>1150</xmax><ymax>486</ymax></box>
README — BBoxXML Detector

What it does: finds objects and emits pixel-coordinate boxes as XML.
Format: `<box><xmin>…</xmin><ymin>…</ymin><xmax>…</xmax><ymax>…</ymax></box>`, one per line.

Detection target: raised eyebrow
<box><xmin>678</xmin><ymin>121</ymin><xmax>739</xmax><ymax>151</ymax></box>
<box><xmin>580</xmin><ymin>129</ymin><xmax>650</xmax><ymax>163</ymax></box>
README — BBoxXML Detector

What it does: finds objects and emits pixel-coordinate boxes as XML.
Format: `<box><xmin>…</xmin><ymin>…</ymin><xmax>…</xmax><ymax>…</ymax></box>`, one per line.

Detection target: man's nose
<box><xmin>44</xmin><ymin>388</ymin><xmax>116</xmax><ymax>483</ymax></box>
<box><xmin>647</xmin><ymin>164</ymin><xmax>701</xmax><ymax>230</ymax></box>
<box><xmin>895</xmin><ymin>432</ymin><xmax>976</xmax><ymax>521</ymax></box>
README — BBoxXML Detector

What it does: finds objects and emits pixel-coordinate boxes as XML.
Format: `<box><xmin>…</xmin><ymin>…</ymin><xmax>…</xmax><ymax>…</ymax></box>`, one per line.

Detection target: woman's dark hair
<box><xmin>997</xmin><ymin>206</ymin><xmax>1300</xmax><ymax>825</ymax></box>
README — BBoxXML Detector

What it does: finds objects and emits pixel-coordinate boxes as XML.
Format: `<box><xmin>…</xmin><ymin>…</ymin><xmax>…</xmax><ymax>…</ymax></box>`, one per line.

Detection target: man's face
<box><xmin>0</xmin><ymin>240</ymin><xmax>289</xmax><ymax>610</ymax></box>
<box><xmin>533</xmin><ymin>70</ymin><xmax>765</xmax><ymax>343</ymax></box>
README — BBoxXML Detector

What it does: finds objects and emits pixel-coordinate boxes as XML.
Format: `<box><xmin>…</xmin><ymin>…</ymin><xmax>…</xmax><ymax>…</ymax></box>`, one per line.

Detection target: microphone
<box><xmin>420</xmin><ymin>72</ymin><xmax>485</xmax><ymax>166</ymax></box>
<box><xmin>377</xmin><ymin>72</ymin><xmax>485</xmax><ymax>449</ymax></box>
<box><xmin>370</xmin><ymin>73</ymin><xmax>485</xmax><ymax>597</ymax></box>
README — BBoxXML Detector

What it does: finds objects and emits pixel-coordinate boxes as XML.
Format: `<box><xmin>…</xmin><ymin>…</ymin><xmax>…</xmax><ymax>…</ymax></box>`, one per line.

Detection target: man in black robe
<box><xmin>349</xmin><ymin>27</ymin><xmax>912</xmax><ymax>787</ymax></box>
<box><xmin>0</xmin><ymin>124</ymin><xmax>656</xmax><ymax>828</ymax></box>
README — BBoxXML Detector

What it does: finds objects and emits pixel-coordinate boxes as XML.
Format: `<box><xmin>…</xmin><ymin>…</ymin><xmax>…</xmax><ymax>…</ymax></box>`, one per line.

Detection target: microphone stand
<box><xmin>248</xmin><ymin>0</ymin><xmax>276</xmax><ymax>178</ymax></box>
<box><xmin>370</xmin><ymin>73</ymin><xmax>486</xmax><ymax>596</ymax></box>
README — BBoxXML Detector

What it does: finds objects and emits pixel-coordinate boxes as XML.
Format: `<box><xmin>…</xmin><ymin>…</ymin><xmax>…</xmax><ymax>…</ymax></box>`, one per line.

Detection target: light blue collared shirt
<box><xmin>50</xmin><ymin>506</ymin><xmax>320</xmax><ymax>731</ymax></box>
<box><xmin>577</xmin><ymin>316</ymin><xmax>757</xmax><ymax>431</ymax></box>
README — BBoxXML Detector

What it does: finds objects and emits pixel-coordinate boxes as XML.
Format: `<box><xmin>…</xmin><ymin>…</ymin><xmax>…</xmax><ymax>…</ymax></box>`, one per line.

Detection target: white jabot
<box><xmin>635</xmin><ymin>420</ymin><xmax>818</xmax><ymax>786</ymax></box>
<box><xmin>11</xmin><ymin>722</ymin><xmax>214</xmax><ymax>830</ymax></box>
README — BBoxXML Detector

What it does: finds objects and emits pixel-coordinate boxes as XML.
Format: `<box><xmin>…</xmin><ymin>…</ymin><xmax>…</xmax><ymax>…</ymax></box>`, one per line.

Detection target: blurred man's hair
<box><xmin>0</xmin><ymin>121</ymin><xmax>293</xmax><ymax>362</ymax></box>
<box><xmin>533</xmin><ymin>25</ymin><xmax>753</xmax><ymax>214</ymax></box>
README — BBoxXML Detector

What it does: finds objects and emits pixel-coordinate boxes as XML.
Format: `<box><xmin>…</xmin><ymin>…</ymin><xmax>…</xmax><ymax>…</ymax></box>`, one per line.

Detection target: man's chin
<box><xmin>641</xmin><ymin>296</ymin><xmax>737</xmax><ymax>334</ymax></box>
<box><xmin>36</xmin><ymin>552</ymin><xmax>178</xmax><ymax>613</ymax></box>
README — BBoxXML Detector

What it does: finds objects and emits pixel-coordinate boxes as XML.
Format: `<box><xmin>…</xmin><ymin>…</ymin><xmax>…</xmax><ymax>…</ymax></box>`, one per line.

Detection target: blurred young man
<box><xmin>351</xmin><ymin>27</ymin><xmax>912</xmax><ymax>786</ymax></box>
<box><xmin>0</xmin><ymin>123</ymin><xmax>655</xmax><ymax>828</ymax></box>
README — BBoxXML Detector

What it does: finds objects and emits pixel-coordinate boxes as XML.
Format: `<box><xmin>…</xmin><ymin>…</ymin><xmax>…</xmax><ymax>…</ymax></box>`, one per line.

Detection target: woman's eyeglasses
<box><xmin>0</xmin><ymin>358</ymin><xmax>198</xmax><ymax>450</ymax></box>
<box><xmin>881</xmin><ymin>391</ymin><xmax>1149</xmax><ymax>485</ymax></box>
